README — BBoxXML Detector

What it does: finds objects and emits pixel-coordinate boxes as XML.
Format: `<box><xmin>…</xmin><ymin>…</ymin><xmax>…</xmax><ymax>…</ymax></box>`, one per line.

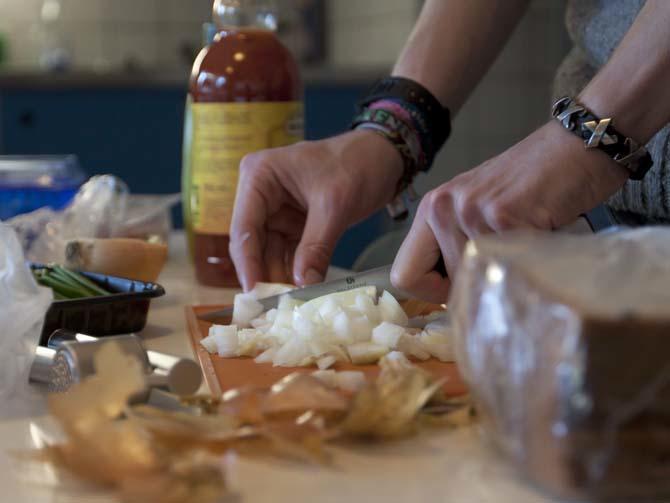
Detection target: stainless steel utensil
<box><xmin>30</xmin><ymin>330</ymin><xmax>203</xmax><ymax>396</ymax></box>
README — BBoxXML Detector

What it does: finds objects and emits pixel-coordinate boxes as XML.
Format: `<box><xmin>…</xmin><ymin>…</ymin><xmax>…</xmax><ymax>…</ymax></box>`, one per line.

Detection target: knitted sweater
<box><xmin>553</xmin><ymin>0</ymin><xmax>670</xmax><ymax>224</ymax></box>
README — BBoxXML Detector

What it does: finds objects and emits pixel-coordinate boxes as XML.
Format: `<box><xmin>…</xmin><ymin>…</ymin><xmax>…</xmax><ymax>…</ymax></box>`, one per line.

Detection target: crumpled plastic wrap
<box><xmin>7</xmin><ymin>175</ymin><xmax>179</xmax><ymax>263</ymax></box>
<box><xmin>450</xmin><ymin>228</ymin><xmax>670</xmax><ymax>501</ymax></box>
<box><xmin>0</xmin><ymin>224</ymin><xmax>53</xmax><ymax>419</ymax></box>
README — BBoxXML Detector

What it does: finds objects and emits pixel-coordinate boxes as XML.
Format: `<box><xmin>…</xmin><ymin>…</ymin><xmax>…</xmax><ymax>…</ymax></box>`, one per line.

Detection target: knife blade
<box><xmin>198</xmin><ymin>213</ymin><xmax>606</xmax><ymax>324</ymax></box>
<box><xmin>197</xmin><ymin>264</ymin><xmax>402</xmax><ymax>323</ymax></box>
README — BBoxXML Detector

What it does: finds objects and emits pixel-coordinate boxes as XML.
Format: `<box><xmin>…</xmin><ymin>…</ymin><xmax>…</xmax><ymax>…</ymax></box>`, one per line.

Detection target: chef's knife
<box><xmin>197</xmin><ymin>264</ymin><xmax>402</xmax><ymax>322</ymax></box>
<box><xmin>198</xmin><ymin>210</ymin><xmax>613</xmax><ymax>323</ymax></box>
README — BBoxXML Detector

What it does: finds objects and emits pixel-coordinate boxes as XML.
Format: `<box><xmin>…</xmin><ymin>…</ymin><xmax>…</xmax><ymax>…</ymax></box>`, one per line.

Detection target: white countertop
<box><xmin>0</xmin><ymin>232</ymin><xmax>552</xmax><ymax>503</ymax></box>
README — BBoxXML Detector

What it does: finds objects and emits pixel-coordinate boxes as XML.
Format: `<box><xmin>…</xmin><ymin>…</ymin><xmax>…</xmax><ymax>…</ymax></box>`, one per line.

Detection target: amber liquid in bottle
<box><xmin>187</xmin><ymin>28</ymin><xmax>301</xmax><ymax>287</ymax></box>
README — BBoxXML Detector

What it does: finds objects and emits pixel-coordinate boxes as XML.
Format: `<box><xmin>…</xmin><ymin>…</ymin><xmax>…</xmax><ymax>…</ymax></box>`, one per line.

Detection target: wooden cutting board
<box><xmin>185</xmin><ymin>304</ymin><xmax>468</xmax><ymax>397</ymax></box>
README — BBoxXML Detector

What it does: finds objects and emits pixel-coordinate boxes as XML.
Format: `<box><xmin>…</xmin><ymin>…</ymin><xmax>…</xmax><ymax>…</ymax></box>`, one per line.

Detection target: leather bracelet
<box><xmin>551</xmin><ymin>96</ymin><xmax>653</xmax><ymax>180</ymax></box>
<box><xmin>356</xmin><ymin>76</ymin><xmax>451</xmax><ymax>169</ymax></box>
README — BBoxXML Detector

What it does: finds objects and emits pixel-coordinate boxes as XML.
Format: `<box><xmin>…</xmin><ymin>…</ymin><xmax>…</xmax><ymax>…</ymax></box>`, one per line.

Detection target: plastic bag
<box><xmin>7</xmin><ymin>175</ymin><xmax>179</xmax><ymax>264</ymax></box>
<box><xmin>0</xmin><ymin>224</ymin><xmax>53</xmax><ymax>419</ymax></box>
<box><xmin>450</xmin><ymin>228</ymin><xmax>670</xmax><ymax>501</ymax></box>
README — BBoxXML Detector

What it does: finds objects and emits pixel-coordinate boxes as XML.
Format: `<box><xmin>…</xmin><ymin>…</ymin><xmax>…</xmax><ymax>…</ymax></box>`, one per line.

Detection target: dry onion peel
<box><xmin>33</xmin><ymin>343</ymin><xmax>471</xmax><ymax>502</ymax></box>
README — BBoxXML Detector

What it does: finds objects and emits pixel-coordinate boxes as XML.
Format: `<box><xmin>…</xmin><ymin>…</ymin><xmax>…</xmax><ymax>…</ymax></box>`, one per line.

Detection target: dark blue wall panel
<box><xmin>0</xmin><ymin>83</ymin><xmax>391</xmax><ymax>268</ymax></box>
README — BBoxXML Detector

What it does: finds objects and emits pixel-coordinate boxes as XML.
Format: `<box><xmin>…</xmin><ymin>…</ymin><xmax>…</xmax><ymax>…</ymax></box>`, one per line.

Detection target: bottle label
<box><xmin>188</xmin><ymin>101</ymin><xmax>303</xmax><ymax>235</ymax></box>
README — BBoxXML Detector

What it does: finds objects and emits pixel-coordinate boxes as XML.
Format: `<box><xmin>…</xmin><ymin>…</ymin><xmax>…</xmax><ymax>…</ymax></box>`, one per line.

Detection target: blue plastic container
<box><xmin>0</xmin><ymin>155</ymin><xmax>85</xmax><ymax>220</ymax></box>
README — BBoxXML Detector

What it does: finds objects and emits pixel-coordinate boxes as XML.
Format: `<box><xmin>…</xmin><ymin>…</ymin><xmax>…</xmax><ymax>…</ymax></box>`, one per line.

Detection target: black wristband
<box><xmin>551</xmin><ymin>96</ymin><xmax>653</xmax><ymax>180</ymax></box>
<box><xmin>356</xmin><ymin>76</ymin><xmax>451</xmax><ymax>165</ymax></box>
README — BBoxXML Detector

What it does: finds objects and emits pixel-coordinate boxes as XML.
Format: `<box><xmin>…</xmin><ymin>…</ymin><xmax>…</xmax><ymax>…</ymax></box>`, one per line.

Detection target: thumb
<box><xmin>292</xmin><ymin>206</ymin><xmax>344</xmax><ymax>286</ymax></box>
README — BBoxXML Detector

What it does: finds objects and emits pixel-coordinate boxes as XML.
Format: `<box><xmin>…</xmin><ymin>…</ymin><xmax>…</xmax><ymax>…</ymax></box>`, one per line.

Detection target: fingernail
<box><xmin>303</xmin><ymin>268</ymin><xmax>324</xmax><ymax>285</ymax></box>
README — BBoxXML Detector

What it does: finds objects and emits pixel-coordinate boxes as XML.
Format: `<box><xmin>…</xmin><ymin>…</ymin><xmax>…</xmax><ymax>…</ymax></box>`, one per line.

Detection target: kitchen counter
<box><xmin>0</xmin><ymin>232</ymin><xmax>551</xmax><ymax>503</ymax></box>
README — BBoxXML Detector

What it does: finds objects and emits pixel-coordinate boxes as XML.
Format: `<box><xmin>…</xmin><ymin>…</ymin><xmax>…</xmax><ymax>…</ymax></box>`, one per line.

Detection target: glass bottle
<box><xmin>182</xmin><ymin>0</ymin><xmax>303</xmax><ymax>287</ymax></box>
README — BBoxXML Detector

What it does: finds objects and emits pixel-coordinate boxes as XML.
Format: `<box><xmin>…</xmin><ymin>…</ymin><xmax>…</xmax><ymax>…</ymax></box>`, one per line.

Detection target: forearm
<box><xmin>579</xmin><ymin>0</ymin><xmax>670</xmax><ymax>144</ymax></box>
<box><xmin>392</xmin><ymin>0</ymin><xmax>530</xmax><ymax>113</ymax></box>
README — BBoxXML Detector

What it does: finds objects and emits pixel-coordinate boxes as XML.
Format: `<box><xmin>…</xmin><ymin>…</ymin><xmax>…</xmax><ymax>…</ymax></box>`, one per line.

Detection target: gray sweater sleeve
<box><xmin>553</xmin><ymin>0</ymin><xmax>670</xmax><ymax>224</ymax></box>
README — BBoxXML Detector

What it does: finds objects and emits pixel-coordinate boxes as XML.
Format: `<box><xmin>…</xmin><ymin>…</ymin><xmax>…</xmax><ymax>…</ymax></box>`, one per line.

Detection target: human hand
<box><xmin>391</xmin><ymin>120</ymin><xmax>629</xmax><ymax>303</ymax></box>
<box><xmin>230</xmin><ymin>129</ymin><xmax>403</xmax><ymax>290</ymax></box>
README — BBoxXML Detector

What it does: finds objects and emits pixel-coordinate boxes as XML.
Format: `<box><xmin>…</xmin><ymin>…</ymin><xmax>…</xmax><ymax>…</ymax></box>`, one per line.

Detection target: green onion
<box><xmin>33</xmin><ymin>265</ymin><xmax>111</xmax><ymax>300</ymax></box>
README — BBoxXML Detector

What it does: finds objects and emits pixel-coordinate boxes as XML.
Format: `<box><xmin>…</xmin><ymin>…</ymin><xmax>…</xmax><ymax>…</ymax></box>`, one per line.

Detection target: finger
<box><xmin>453</xmin><ymin>192</ymin><xmax>493</xmax><ymax>241</ymax></box>
<box><xmin>264</xmin><ymin>231</ymin><xmax>292</xmax><ymax>284</ymax></box>
<box><xmin>428</xmin><ymin>216</ymin><xmax>469</xmax><ymax>281</ymax></box>
<box><xmin>285</xmin><ymin>239</ymin><xmax>299</xmax><ymax>284</ymax></box>
<box><xmin>391</xmin><ymin>218</ymin><xmax>451</xmax><ymax>304</ymax></box>
<box><xmin>230</xmin><ymin>181</ymin><xmax>271</xmax><ymax>292</ymax></box>
<box><xmin>292</xmin><ymin>204</ymin><xmax>345</xmax><ymax>286</ymax></box>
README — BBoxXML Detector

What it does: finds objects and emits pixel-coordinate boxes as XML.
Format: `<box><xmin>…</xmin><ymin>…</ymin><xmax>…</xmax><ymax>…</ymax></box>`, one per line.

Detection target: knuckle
<box><xmin>485</xmin><ymin>202</ymin><xmax>516</xmax><ymax>230</ymax></box>
<box><xmin>455</xmin><ymin>191</ymin><xmax>481</xmax><ymax>229</ymax></box>
<box><xmin>424</xmin><ymin>187</ymin><xmax>454</xmax><ymax>222</ymax></box>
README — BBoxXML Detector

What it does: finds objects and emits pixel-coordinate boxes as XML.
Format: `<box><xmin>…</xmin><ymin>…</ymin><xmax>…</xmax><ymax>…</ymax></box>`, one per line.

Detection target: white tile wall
<box><xmin>0</xmin><ymin>0</ymin><xmax>212</xmax><ymax>69</ymax></box>
<box><xmin>327</xmin><ymin>0</ymin><xmax>418</xmax><ymax>67</ymax></box>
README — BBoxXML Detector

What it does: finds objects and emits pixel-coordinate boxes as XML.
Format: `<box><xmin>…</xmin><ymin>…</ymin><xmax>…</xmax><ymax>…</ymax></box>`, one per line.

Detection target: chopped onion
<box><xmin>231</xmin><ymin>293</ymin><xmax>264</xmax><ymax>327</ymax></box>
<box><xmin>397</xmin><ymin>333</ymin><xmax>431</xmax><ymax>361</ymax></box>
<box><xmin>346</xmin><ymin>342</ymin><xmax>389</xmax><ymax>365</ymax></box>
<box><xmin>316</xmin><ymin>355</ymin><xmax>337</xmax><ymax>370</ymax></box>
<box><xmin>278</xmin><ymin>293</ymin><xmax>303</xmax><ymax>311</ymax></box>
<box><xmin>419</xmin><ymin>331</ymin><xmax>453</xmax><ymax>362</ymax></box>
<box><xmin>371</xmin><ymin>322</ymin><xmax>404</xmax><ymax>349</ymax></box>
<box><xmin>210</xmin><ymin>324</ymin><xmax>238</xmax><ymax>357</ymax></box>
<box><xmin>254</xmin><ymin>346</ymin><xmax>278</xmax><ymax>364</ymax></box>
<box><xmin>211</xmin><ymin>285</ymin><xmax>448</xmax><ymax>368</ymax></box>
<box><xmin>378</xmin><ymin>290</ymin><xmax>409</xmax><ymax>326</ymax></box>
<box><xmin>199</xmin><ymin>333</ymin><xmax>218</xmax><ymax>354</ymax></box>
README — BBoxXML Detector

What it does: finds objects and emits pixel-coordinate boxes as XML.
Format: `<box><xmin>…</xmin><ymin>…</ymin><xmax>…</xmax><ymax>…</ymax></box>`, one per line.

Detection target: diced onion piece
<box><xmin>335</xmin><ymin>371</ymin><xmax>366</xmax><ymax>393</ymax></box>
<box><xmin>380</xmin><ymin>351</ymin><xmax>413</xmax><ymax>370</ymax></box>
<box><xmin>332</xmin><ymin>310</ymin><xmax>355</xmax><ymax>344</ymax></box>
<box><xmin>299</xmin><ymin>286</ymin><xmax>377</xmax><ymax>313</ymax></box>
<box><xmin>254</xmin><ymin>346</ymin><xmax>278</xmax><ymax>364</ymax></box>
<box><xmin>293</xmin><ymin>309</ymin><xmax>322</xmax><ymax>338</ymax></box>
<box><xmin>308</xmin><ymin>339</ymin><xmax>330</xmax><ymax>358</ymax></box>
<box><xmin>265</xmin><ymin>308</ymin><xmax>278</xmax><ymax>322</ymax></box>
<box><xmin>355</xmin><ymin>293</ymin><xmax>380</xmax><ymax>324</ymax></box>
<box><xmin>378</xmin><ymin>290</ymin><xmax>409</xmax><ymax>326</ymax></box>
<box><xmin>209</xmin><ymin>324</ymin><xmax>238</xmax><ymax>357</ymax></box>
<box><xmin>298</xmin><ymin>356</ymin><xmax>316</xmax><ymax>367</ymax></box>
<box><xmin>325</xmin><ymin>344</ymin><xmax>350</xmax><ymax>363</ymax></box>
<box><xmin>397</xmin><ymin>333</ymin><xmax>431</xmax><ymax>361</ymax></box>
<box><xmin>346</xmin><ymin>342</ymin><xmax>389</xmax><ymax>364</ymax></box>
<box><xmin>199</xmin><ymin>334</ymin><xmax>218</xmax><ymax>354</ymax></box>
<box><xmin>236</xmin><ymin>328</ymin><xmax>261</xmax><ymax>357</ymax></box>
<box><xmin>420</xmin><ymin>331</ymin><xmax>454</xmax><ymax>362</ymax></box>
<box><xmin>317</xmin><ymin>297</ymin><xmax>341</xmax><ymax>323</ymax></box>
<box><xmin>317</xmin><ymin>354</ymin><xmax>337</xmax><ymax>370</ymax></box>
<box><xmin>250</xmin><ymin>317</ymin><xmax>271</xmax><ymax>329</ymax></box>
<box><xmin>278</xmin><ymin>294</ymin><xmax>303</xmax><ymax>311</ymax></box>
<box><xmin>371</xmin><ymin>322</ymin><xmax>404</xmax><ymax>349</ymax></box>
<box><xmin>311</xmin><ymin>369</ymin><xmax>338</xmax><ymax>388</ymax></box>
<box><xmin>349</xmin><ymin>315</ymin><xmax>374</xmax><ymax>342</ymax></box>
<box><xmin>273</xmin><ymin>336</ymin><xmax>310</xmax><ymax>367</ymax></box>
<box><xmin>231</xmin><ymin>293</ymin><xmax>264</xmax><ymax>328</ymax></box>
